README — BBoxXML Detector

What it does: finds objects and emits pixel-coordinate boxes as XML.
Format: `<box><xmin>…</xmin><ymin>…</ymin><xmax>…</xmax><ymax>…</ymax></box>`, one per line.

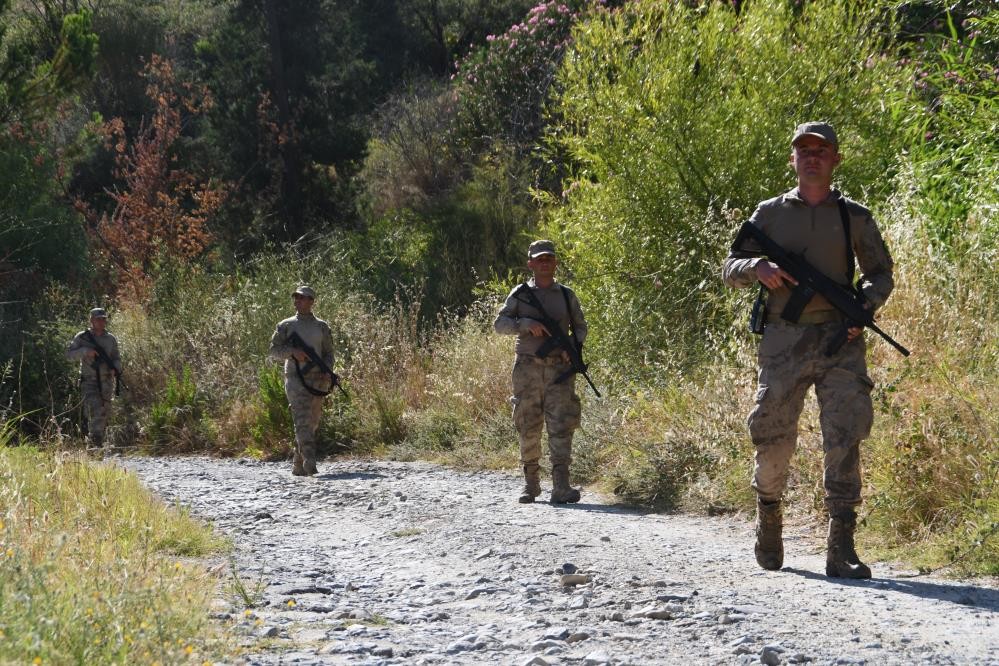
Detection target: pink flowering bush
<box><xmin>453</xmin><ymin>1</ymin><xmax>590</xmax><ymax>151</ymax></box>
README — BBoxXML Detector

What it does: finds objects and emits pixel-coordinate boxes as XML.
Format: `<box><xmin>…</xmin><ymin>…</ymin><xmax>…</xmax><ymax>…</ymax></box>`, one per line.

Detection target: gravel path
<box><xmin>121</xmin><ymin>456</ymin><xmax>999</xmax><ymax>666</ymax></box>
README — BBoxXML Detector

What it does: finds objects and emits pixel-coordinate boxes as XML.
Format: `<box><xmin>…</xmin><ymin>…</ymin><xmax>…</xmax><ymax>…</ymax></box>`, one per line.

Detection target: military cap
<box><xmin>791</xmin><ymin>121</ymin><xmax>838</xmax><ymax>149</ymax></box>
<box><xmin>292</xmin><ymin>285</ymin><xmax>316</xmax><ymax>299</ymax></box>
<box><xmin>528</xmin><ymin>240</ymin><xmax>557</xmax><ymax>258</ymax></box>
<box><xmin>89</xmin><ymin>308</ymin><xmax>108</xmax><ymax>319</ymax></box>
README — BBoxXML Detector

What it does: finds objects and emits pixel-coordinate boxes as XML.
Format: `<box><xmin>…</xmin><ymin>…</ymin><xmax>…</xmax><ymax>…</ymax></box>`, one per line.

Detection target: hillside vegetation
<box><xmin>1</xmin><ymin>0</ymin><xmax>996</xmax><ymax>578</ymax></box>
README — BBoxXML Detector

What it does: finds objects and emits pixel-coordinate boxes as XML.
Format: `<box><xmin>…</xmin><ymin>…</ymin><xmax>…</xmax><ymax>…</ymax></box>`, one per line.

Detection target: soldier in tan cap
<box><xmin>494</xmin><ymin>240</ymin><xmax>588</xmax><ymax>504</ymax></box>
<box><xmin>269</xmin><ymin>286</ymin><xmax>337</xmax><ymax>476</ymax></box>
<box><xmin>67</xmin><ymin>308</ymin><xmax>124</xmax><ymax>448</ymax></box>
<box><xmin>723</xmin><ymin>121</ymin><xmax>895</xmax><ymax>579</ymax></box>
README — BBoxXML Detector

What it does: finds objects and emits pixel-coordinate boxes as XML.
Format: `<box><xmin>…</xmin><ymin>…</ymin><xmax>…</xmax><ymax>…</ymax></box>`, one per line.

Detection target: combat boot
<box><xmin>292</xmin><ymin>451</ymin><xmax>307</xmax><ymax>476</ymax></box>
<box><xmin>519</xmin><ymin>463</ymin><xmax>542</xmax><ymax>503</ymax></box>
<box><xmin>304</xmin><ymin>459</ymin><xmax>319</xmax><ymax>476</ymax></box>
<box><xmin>550</xmin><ymin>464</ymin><xmax>581</xmax><ymax>504</ymax></box>
<box><xmin>754</xmin><ymin>498</ymin><xmax>784</xmax><ymax>570</ymax></box>
<box><xmin>826</xmin><ymin>509</ymin><xmax>872</xmax><ymax>579</ymax></box>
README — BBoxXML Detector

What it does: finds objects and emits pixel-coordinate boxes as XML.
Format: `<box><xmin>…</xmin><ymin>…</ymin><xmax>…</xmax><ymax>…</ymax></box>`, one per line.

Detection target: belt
<box><xmin>770</xmin><ymin>310</ymin><xmax>845</xmax><ymax>325</ymax></box>
<box><xmin>517</xmin><ymin>353</ymin><xmax>568</xmax><ymax>366</ymax></box>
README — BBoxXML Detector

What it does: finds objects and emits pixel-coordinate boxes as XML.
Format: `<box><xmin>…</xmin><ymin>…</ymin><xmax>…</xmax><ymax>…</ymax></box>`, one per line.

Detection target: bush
<box><xmin>546</xmin><ymin>0</ymin><xmax>912</xmax><ymax>376</ymax></box>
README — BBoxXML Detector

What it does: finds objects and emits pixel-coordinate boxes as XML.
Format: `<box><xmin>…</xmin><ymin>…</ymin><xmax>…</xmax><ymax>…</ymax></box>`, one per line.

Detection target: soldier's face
<box><xmin>791</xmin><ymin>136</ymin><xmax>840</xmax><ymax>187</ymax></box>
<box><xmin>293</xmin><ymin>294</ymin><xmax>314</xmax><ymax>314</ymax></box>
<box><xmin>527</xmin><ymin>253</ymin><xmax>558</xmax><ymax>279</ymax></box>
<box><xmin>90</xmin><ymin>317</ymin><xmax>107</xmax><ymax>334</ymax></box>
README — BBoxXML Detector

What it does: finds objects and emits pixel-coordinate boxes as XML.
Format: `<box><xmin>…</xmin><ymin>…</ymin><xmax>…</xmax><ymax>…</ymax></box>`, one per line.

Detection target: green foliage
<box><xmin>898</xmin><ymin>8</ymin><xmax>998</xmax><ymax>253</ymax></box>
<box><xmin>146</xmin><ymin>365</ymin><xmax>209</xmax><ymax>452</ymax></box>
<box><xmin>547</xmin><ymin>0</ymin><xmax>911</xmax><ymax>376</ymax></box>
<box><xmin>454</xmin><ymin>0</ymin><xmax>581</xmax><ymax>152</ymax></box>
<box><xmin>0</xmin><ymin>447</ymin><xmax>228</xmax><ymax>663</ymax></box>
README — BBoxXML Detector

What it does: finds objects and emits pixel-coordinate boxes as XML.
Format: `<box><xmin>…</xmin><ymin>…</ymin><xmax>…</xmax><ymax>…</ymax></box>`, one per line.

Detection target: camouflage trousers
<box><xmin>748</xmin><ymin>320</ymin><xmax>874</xmax><ymax>513</ymax></box>
<box><xmin>510</xmin><ymin>354</ymin><xmax>582</xmax><ymax>466</ymax></box>
<box><xmin>285</xmin><ymin>372</ymin><xmax>327</xmax><ymax>463</ymax></box>
<box><xmin>81</xmin><ymin>377</ymin><xmax>113</xmax><ymax>444</ymax></box>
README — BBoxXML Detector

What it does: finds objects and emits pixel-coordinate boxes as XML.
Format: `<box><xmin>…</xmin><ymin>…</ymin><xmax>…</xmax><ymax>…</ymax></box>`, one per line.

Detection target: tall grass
<box><xmin>0</xmin><ymin>427</ymin><xmax>229</xmax><ymax>662</ymax></box>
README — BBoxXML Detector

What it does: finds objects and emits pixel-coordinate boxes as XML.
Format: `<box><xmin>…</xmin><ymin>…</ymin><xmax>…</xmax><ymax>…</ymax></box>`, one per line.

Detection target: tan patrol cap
<box><xmin>791</xmin><ymin>121</ymin><xmax>838</xmax><ymax>149</ymax></box>
<box><xmin>292</xmin><ymin>285</ymin><xmax>316</xmax><ymax>299</ymax></box>
<box><xmin>89</xmin><ymin>308</ymin><xmax>108</xmax><ymax>319</ymax></box>
<box><xmin>528</xmin><ymin>239</ymin><xmax>557</xmax><ymax>258</ymax></box>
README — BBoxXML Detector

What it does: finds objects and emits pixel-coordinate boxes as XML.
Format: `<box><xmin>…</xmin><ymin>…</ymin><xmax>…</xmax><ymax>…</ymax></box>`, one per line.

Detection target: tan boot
<box><xmin>519</xmin><ymin>463</ymin><xmax>542</xmax><ymax>503</ymax></box>
<box><xmin>550</xmin><ymin>464</ymin><xmax>581</xmax><ymax>504</ymax></box>
<box><xmin>292</xmin><ymin>450</ymin><xmax>307</xmax><ymax>476</ymax></box>
<box><xmin>754</xmin><ymin>498</ymin><xmax>784</xmax><ymax>571</ymax></box>
<box><xmin>826</xmin><ymin>510</ymin><xmax>871</xmax><ymax>579</ymax></box>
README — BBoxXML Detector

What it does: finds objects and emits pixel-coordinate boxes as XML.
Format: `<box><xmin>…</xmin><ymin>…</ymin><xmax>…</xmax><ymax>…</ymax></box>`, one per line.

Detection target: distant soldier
<box><xmin>723</xmin><ymin>122</ymin><xmax>895</xmax><ymax>579</ymax></box>
<box><xmin>494</xmin><ymin>240</ymin><xmax>588</xmax><ymax>504</ymax></box>
<box><xmin>269</xmin><ymin>286</ymin><xmax>337</xmax><ymax>476</ymax></box>
<box><xmin>67</xmin><ymin>308</ymin><xmax>123</xmax><ymax>448</ymax></box>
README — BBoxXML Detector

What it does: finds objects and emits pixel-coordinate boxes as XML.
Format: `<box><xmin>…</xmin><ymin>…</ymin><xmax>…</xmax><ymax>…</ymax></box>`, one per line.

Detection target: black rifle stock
<box><xmin>81</xmin><ymin>331</ymin><xmax>125</xmax><ymax>396</ymax></box>
<box><xmin>733</xmin><ymin>222</ymin><xmax>910</xmax><ymax>357</ymax></box>
<box><xmin>287</xmin><ymin>331</ymin><xmax>347</xmax><ymax>397</ymax></box>
<box><xmin>512</xmin><ymin>286</ymin><xmax>601</xmax><ymax>397</ymax></box>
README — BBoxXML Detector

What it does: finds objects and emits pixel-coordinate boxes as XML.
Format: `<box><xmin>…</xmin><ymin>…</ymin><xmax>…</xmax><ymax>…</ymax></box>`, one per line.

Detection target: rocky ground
<box><xmin>120</xmin><ymin>456</ymin><xmax>999</xmax><ymax>666</ymax></box>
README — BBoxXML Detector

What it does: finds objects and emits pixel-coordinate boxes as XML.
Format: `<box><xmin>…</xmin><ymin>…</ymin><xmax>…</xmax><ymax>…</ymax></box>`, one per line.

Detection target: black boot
<box><xmin>550</xmin><ymin>464</ymin><xmax>580</xmax><ymax>504</ymax></box>
<box><xmin>519</xmin><ymin>463</ymin><xmax>541</xmax><ymax>503</ymax></box>
<box><xmin>826</xmin><ymin>510</ymin><xmax>872</xmax><ymax>579</ymax></box>
<box><xmin>754</xmin><ymin>499</ymin><xmax>784</xmax><ymax>571</ymax></box>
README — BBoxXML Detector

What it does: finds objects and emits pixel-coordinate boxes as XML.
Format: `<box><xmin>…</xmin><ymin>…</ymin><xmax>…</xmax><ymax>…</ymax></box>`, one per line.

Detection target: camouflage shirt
<box><xmin>494</xmin><ymin>279</ymin><xmax>588</xmax><ymax>356</ymax></box>
<box><xmin>66</xmin><ymin>330</ymin><xmax>123</xmax><ymax>382</ymax></box>
<box><xmin>269</xmin><ymin>313</ymin><xmax>335</xmax><ymax>378</ymax></box>
<box><xmin>723</xmin><ymin>188</ymin><xmax>895</xmax><ymax>315</ymax></box>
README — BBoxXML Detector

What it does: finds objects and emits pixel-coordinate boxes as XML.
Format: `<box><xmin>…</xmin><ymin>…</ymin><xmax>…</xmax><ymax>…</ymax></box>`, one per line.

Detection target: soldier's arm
<box><xmin>109</xmin><ymin>336</ymin><xmax>124</xmax><ymax>374</ymax></box>
<box><xmin>66</xmin><ymin>334</ymin><xmax>90</xmax><ymax>361</ymax></box>
<box><xmin>567</xmin><ymin>289</ymin><xmax>588</xmax><ymax>346</ymax></box>
<box><xmin>853</xmin><ymin>212</ymin><xmax>895</xmax><ymax>309</ymax></box>
<box><xmin>722</xmin><ymin>208</ymin><xmax>766</xmax><ymax>289</ymax></box>
<box><xmin>320</xmin><ymin>323</ymin><xmax>335</xmax><ymax>368</ymax></box>
<box><xmin>493</xmin><ymin>288</ymin><xmax>529</xmax><ymax>335</ymax></box>
<box><xmin>268</xmin><ymin>322</ymin><xmax>295</xmax><ymax>361</ymax></box>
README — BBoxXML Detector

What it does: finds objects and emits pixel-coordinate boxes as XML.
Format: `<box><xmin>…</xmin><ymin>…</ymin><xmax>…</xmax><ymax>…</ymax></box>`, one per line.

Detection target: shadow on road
<box><xmin>315</xmin><ymin>471</ymin><xmax>386</xmax><ymax>481</ymax></box>
<box><xmin>540</xmin><ymin>501</ymin><xmax>655</xmax><ymax>516</ymax></box>
<box><xmin>783</xmin><ymin>567</ymin><xmax>999</xmax><ymax>611</ymax></box>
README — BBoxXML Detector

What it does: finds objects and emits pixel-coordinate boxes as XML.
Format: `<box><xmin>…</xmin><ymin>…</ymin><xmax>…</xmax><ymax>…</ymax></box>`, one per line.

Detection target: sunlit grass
<box><xmin>0</xmin><ymin>440</ymin><xmax>230</xmax><ymax>663</ymax></box>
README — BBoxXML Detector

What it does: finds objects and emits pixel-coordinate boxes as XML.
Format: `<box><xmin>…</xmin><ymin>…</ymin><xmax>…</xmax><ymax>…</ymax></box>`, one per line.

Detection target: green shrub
<box><xmin>547</xmin><ymin>0</ymin><xmax>912</xmax><ymax>376</ymax></box>
<box><xmin>145</xmin><ymin>365</ymin><xmax>209</xmax><ymax>452</ymax></box>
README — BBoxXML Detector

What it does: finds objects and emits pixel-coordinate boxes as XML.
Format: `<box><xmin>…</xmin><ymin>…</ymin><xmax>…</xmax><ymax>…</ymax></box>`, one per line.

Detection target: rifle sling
<box><xmin>293</xmin><ymin>358</ymin><xmax>333</xmax><ymax>397</ymax></box>
<box><xmin>82</xmin><ymin>330</ymin><xmax>121</xmax><ymax>397</ymax></box>
<box><xmin>515</xmin><ymin>283</ymin><xmax>578</xmax><ymax>356</ymax></box>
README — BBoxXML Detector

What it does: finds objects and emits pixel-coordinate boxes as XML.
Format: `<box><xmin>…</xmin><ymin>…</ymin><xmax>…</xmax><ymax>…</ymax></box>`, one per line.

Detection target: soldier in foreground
<box><xmin>67</xmin><ymin>307</ymin><xmax>124</xmax><ymax>449</ymax></box>
<box><xmin>494</xmin><ymin>240</ymin><xmax>588</xmax><ymax>504</ymax></box>
<box><xmin>723</xmin><ymin>122</ymin><xmax>896</xmax><ymax>579</ymax></box>
<box><xmin>269</xmin><ymin>286</ymin><xmax>337</xmax><ymax>476</ymax></box>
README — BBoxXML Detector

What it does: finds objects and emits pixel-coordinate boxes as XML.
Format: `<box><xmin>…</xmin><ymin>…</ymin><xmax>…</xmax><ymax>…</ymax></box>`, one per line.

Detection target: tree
<box><xmin>75</xmin><ymin>55</ymin><xmax>226</xmax><ymax>297</ymax></box>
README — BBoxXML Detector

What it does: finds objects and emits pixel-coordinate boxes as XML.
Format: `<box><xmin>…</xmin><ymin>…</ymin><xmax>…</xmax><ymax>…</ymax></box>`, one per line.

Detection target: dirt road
<box><xmin>122</xmin><ymin>456</ymin><xmax>999</xmax><ymax>665</ymax></box>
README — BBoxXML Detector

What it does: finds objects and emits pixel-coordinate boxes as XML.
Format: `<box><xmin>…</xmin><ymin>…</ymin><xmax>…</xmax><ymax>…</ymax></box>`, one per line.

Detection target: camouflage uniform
<box><xmin>723</xmin><ymin>187</ymin><xmax>894</xmax><ymax>514</ymax></box>
<box><xmin>269</xmin><ymin>308</ymin><xmax>335</xmax><ymax>475</ymax></box>
<box><xmin>67</xmin><ymin>324</ymin><xmax>123</xmax><ymax>446</ymax></box>
<box><xmin>494</xmin><ymin>271</ymin><xmax>588</xmax><ymax>501</ymax></box>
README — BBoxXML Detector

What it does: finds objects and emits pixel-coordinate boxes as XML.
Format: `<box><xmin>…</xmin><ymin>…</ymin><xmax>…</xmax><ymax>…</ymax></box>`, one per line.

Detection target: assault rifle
<box><xmin>732</xmin><ymin>222</ymin><xmax>910</xmax><ymax>357</ymax></box>
<box><xmin>287</xmin><ymin>331</ymin><xmax>347</xmax><ymax>397</ymax></box>
<box><xmin>82</xmin><ymin>330</ymin><xmax>125</xmax><ymax>396</ymax></box>
<box><xmin>511</xmin><ymin>284</ymin><xmax>601</xmax><ymax>397</ymax></box>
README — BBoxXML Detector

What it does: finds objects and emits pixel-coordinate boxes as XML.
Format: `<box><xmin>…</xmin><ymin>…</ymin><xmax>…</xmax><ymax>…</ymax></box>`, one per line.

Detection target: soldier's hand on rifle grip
<box><xmin>292</xmin><ymin>350</ymin><xmax>310</xmax><ymax>362</ymax></box>
<box><xmin>756</xmin><ymin>260</ymin><xmax>798</xmax><ymax>290</ymax></box>
<box><xmin>525</xmin><ymin>320</ymin><xmax>550</xmax><ymax>337</ymax></box>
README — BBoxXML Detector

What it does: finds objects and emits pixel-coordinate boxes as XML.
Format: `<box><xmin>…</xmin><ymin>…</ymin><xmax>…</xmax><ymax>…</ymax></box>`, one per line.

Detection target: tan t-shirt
<box><xmin>723</xmin><ymin>188</ymin><xmax>895</xmax><ymax>316</ymax></box>
<box><xmin>493</xmin><ymin>279</ymin><xmax>588</xmax><ymax>356</ymax></box>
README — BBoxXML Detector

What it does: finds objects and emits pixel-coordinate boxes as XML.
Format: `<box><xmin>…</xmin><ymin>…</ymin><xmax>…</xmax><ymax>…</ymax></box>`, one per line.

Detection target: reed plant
<box><xmin>0</xmin><ymin>422</ymin><xmax>229</xmax><ymax>663</ymax></box>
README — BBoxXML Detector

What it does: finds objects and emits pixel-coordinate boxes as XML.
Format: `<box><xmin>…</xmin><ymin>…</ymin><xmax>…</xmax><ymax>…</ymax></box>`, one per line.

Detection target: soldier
<box><xmin>269</xmin><ymin>285</ymin><xmax>336</xmax><ymax>476</ymax></box>
<box><xmin>67</xmin><ymin>308</ymin><xmax>124</xmax><ymax>449</ymax></box>
<box><xmin>494</xmin><ymin>240</ymin><xmax>588</xmax><ymax>504</ymax></box>
<box><xmin>723</xmin><ymin>121</ymin><xmax>895</xmax><ymax>579</ymax></box>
